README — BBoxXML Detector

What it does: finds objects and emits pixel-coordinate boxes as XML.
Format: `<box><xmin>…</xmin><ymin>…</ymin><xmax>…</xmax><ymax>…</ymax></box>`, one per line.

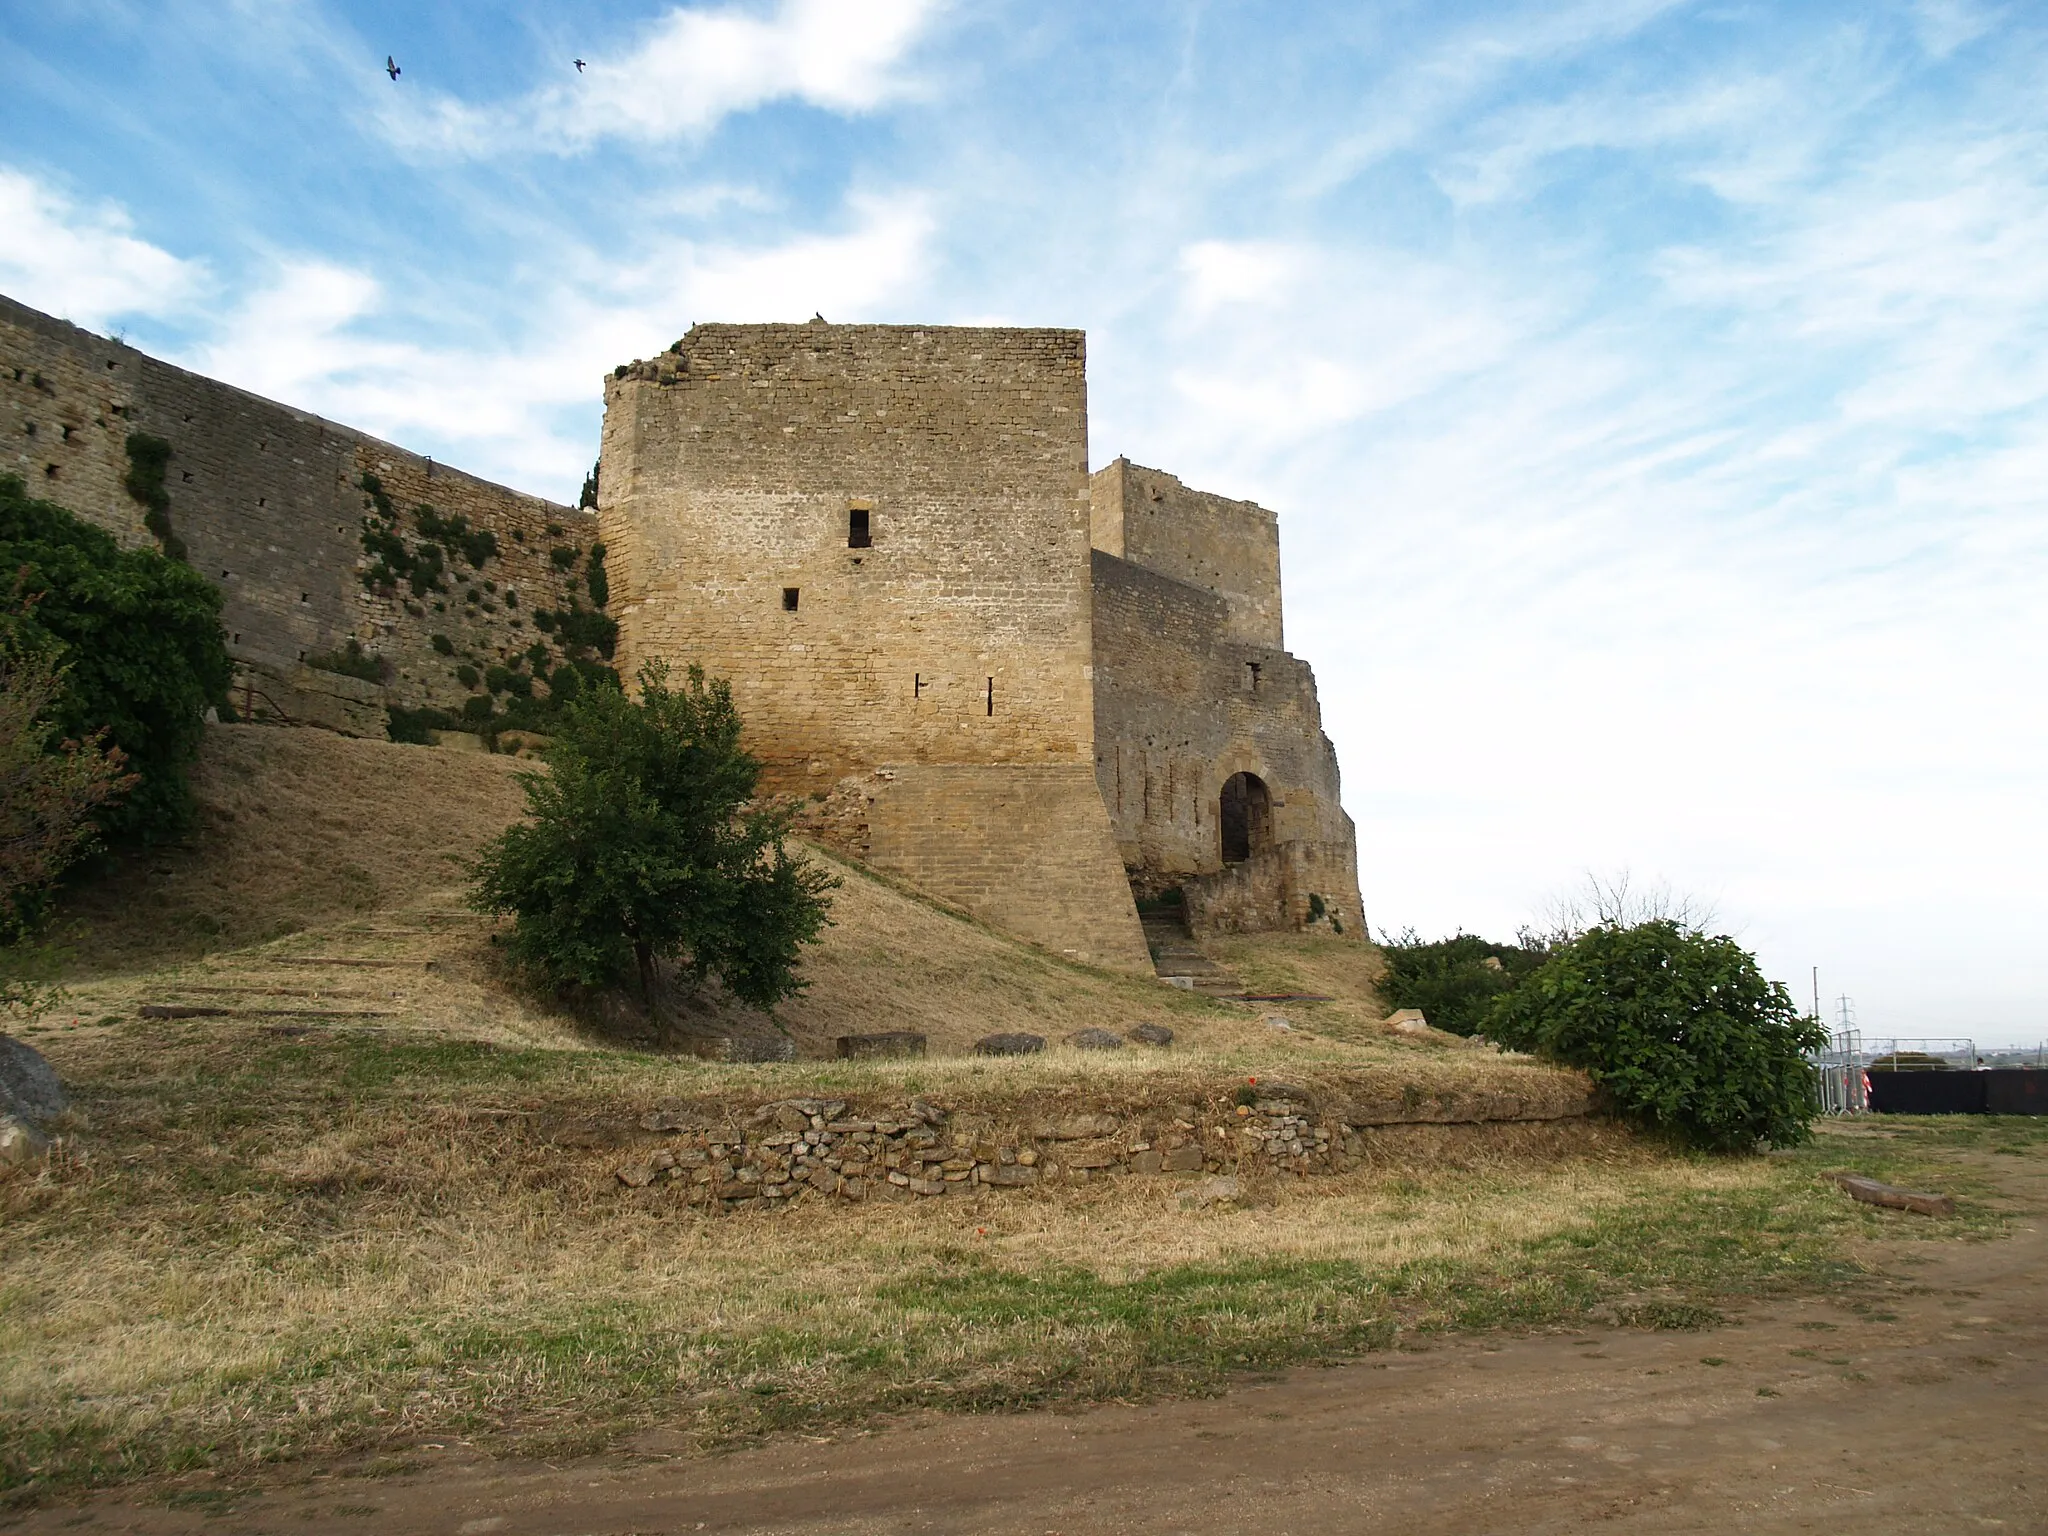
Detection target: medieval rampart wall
<box><xmin>1090</xmin><ymin>458</ymin><xmax>1282</xmax><ymax>649</ymax></box>
<box><xmin>0</xmin><ymin>294</ymin><xmax>598</xmax><ymax>729</ymax></box>
<box><xmin>601</xmin><ymin>321</ymin><xmax>1151</xmax><ymax>973</ymax></box>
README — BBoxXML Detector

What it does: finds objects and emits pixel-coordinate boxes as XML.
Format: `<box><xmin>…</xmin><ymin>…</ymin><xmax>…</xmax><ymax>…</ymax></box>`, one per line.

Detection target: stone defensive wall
<box><xmin>1090</xmin><ymin>457</ymin><xmax>1282</xmax><ymax>647</ymax></box>
<box><xmin>1</xmin><ymin>293</ymin><xmax>602</xmax><ymax>734</ymax></box>
<box><xmin>600</xmin><ymin>320</ymin><xmax>1152</xmax><ymax>974</ymax></box>
<box><xmin>611</xmin><ymin>1075</ymin><xmax>1596</xmax><ymax>1208</ymax></box>
<box><xmin>1089</xmin><ymin>462</ymin><xmax>1362</xmax><ymax>937</ymax></box>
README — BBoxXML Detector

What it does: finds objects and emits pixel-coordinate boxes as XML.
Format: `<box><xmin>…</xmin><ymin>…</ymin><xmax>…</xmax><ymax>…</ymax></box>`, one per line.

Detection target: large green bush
<box><xmin>0</xmin><ymin>475</ymin><xmax>231</xmax><ymax>846</ymax></box>
<box><xmin>1486</xmin><ymin>920</ymin><xmax>1826</xmax><ymax>1151</ymax></box>
<box><xmin>470</xmin><ymin>660</ymin><xmax>834</xmax><ymax>1011</ymax></box>
<box><xmin>1376</xmin><ymin>930</ymin><xmax>1547</xmax><ymax>1036</ymax></box>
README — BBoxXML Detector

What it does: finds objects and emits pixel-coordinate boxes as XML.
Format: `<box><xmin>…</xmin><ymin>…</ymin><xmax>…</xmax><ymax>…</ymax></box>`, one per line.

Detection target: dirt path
<box><xmin>18</xmin><ymin>1153</ymin><xmax>2045</xmax><ymax>1535</ymax></box>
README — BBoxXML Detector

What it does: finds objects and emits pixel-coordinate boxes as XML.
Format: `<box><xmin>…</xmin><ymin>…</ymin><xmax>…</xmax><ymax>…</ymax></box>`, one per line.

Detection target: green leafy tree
<box><xmin>1486</xmin><ymin>920</ymin><xmax>1827</xmax><ymax>1151</ymax></box>
<box><xmin>0</xmin><ymin>599</ymin><xmax>138</xmax><ymax>940</ymax></box>
<box><xmin>0</xmin><ymin>475</ymin><xmax>230</xmax><ymax>845</ymax></box>
<box><xmin>471</xmin><ymin>660</ymin><xmax>834</xmax><ymax>1010</ymax></box>
<box><xmin>1376</xmin><ymin>929</ymin><xmax>1547</xmax><ymax>1036</ymax></box>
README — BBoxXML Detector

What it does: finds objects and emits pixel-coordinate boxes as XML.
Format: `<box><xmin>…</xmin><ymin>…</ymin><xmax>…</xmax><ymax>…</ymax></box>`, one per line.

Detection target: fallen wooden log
<box><xmin>1829</xmin><ymin>1172</ymin><xmax>1956</xmax><ymax>1217</ymax></box>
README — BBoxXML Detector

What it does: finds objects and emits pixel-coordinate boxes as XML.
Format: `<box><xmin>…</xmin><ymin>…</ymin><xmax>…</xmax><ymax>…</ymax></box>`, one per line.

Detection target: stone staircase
<box><xmin>1139</xmin><ymin>905</ymin><xmax>1244</xmax><ymax>998</ymax></box>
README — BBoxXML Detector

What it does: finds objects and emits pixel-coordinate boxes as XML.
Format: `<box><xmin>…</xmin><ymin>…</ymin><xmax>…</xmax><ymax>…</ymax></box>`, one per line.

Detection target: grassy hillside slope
<box><xmin>48</xmin><ymin>725</ymin><xmax>1430</xmax><ymax>1065</ymax></box>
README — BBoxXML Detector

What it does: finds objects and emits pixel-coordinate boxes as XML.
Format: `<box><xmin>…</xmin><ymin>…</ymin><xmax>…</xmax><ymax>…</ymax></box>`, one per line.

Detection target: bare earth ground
<box><xmin>11</xmin><ymin>1138</ymin><xmax>2041</xmax><ymax>1536</ymax></box>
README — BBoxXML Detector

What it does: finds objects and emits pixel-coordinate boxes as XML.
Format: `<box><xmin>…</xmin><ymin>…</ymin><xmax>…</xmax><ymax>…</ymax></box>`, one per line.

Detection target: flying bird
<box><xmin>574</xmin><ymin>58</ymin><xmax>586</xmax><ymax>72</ymax></box>
<box><xmin>385</xmin><ymin>55</ymin><xmax>401</xmax><ymax>80</ymax></box>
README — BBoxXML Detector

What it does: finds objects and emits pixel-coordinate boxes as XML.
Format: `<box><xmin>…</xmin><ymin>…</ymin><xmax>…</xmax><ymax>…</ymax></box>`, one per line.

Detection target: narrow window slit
<box><xmin>848</xmin><ymin>507</ymin><xmax>871</xmax><ymax>548</ymax></box>
<box><xmin>782</xmin><ymin>587</ymin><xmax>800</xmax><ymax>612</ymax></box>
<box><xmin>986</xmin><ymin>677</ymin><xmax>994</xmax><ymax>717</ymax></box>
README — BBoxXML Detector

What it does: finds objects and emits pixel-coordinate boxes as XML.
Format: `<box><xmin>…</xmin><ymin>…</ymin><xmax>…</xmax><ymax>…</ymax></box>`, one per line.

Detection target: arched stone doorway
<box><xmin>1219</xmin><ymin>771</ymin><xmax>1272</xmax><ymax>864</ymax></box>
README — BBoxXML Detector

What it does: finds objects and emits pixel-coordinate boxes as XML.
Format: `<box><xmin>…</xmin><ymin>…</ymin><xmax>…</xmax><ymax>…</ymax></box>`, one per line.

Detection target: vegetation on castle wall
<box><xmin>358</xmin><ymin>476</ymin><xmax>509</xmax><ymax>597</ymax></box>
<box><xmin>302</xmin><ymin>638</ymin><xmax>388</xmax><ymax>685</ymax></box>
<box><xmin>471</xmin><ymin>660</ymin><xmax>835</xmax><ymax>1010</ymax></box>
<box><xmin>0</xmin><ymin>475</ymin><xmax>230</xmax><ymax>847</ymax></box>
<box><xmin>121</xmin><ymin>432</ymin><xmax>186</xmax><ymax>562</ymax></box>
<box><xmin>586</xmin><ymin>541</ymin><xmax>608</xmax><ymax>607</ymax></box>
<box><xmin>536</xmin><ymin>603</ymin><xmax>618</xmax><ymax>660</ymax></box>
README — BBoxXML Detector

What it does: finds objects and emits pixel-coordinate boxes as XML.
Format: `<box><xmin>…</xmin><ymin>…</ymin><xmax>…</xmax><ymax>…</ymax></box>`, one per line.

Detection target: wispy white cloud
<box><xmin>0</xmin><ymin>167</ymin><xmax>209</xmax><ymax>329</ymax></box>
<box><xmin>1300</xmin><ymin>0</ymin><xmax>1689</xmax><ymax>194</ymax></box>
<box><xmin>382</xmin><ymin>0</ymin><xmax>945</xmax><ymax>157</ymax></box>
<box><xmin>181</xmin><ymin>194</ymin><xmax>934</xmax><ymax>489</ymax></box>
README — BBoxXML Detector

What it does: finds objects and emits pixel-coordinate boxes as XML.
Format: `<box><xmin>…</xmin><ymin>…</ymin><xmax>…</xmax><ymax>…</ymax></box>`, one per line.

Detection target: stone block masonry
<box><xmin>602</xmin><ymin>320</ymin><xmax>1153</xmax><ymax>973</ymax></box>
<box><xmin>612</xmin><ymin>1080</ymin><xmax>1595</xmax><ymax>1207</ymax></box>
<box><xmin>0</xmin><ymin>293</ymin><xmax>601</xmax><ymax>729</ymax></box>
<box><xmin>1089</xmin><ymin>463</ymin><xmax>1362</xmax><ymax>938</ymax></box>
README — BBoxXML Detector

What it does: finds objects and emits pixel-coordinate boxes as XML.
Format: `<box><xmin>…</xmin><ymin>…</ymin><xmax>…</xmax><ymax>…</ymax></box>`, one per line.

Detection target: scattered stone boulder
<box><xmin>1382</xmin><ymin>1008</ymin><xmax>1432</xmax><ymax>1036</ymax></box>
<box><xmin>1067</xmin><ymin>1028</ymin><xmax>1124</xmax><ymax>1052</ymax></box>
<box><xmin>1263</xmin><ymin>1014</ymin><xmax>1294</xmax><ymax>1033</ymax></box>
<box><xmin>974</xmin><ymin>1032</ymin><xmax>1046</xmax><ymax>1057</ymax></box>
<box><xmin>1126</xmin><ymin>1022</ymin><xmax>1175</xmax><ymax>1047</ymax></box>
<box><xmin>836</xmin><ymin>1031</ymin><xmax>927</xmax><ymax>1060</ymax></box>
<box><xmin>1179</xmin><ymin>1175</ymin><xmax>1241</xmax><ymax>1211</ymax></box>
<box><xmin>0</xmin><ymin>1035</ymin><xmax>68</xmax><ymax>1126</ymax></box>
<box><xmin>0</xmin><ymin>1035</ymin><xmax>66</xmax><ymax>1175</ymax></box>
<box><xmin>907</xmin><ymin>1096</ymin><xmax>948</xmax><ymax>1126</ymax></box>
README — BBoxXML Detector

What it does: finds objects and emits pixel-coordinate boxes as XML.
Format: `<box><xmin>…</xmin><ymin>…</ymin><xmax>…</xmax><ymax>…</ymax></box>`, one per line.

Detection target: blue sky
<box><xmin>4</xmin><ymin>0</ymin><xmax>2046</xmax><ymax>1043</ymax></box>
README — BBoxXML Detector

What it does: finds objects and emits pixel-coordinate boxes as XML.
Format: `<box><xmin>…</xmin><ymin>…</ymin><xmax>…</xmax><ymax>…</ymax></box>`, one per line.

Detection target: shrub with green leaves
<box><xmin>0</xmin><ymin>474</ymin><xmax>230</xmax><ymax>846</ymax></box>
<box><xmin>1486</xmin><ymin>920</ymin><xmax>1826</xmax><ymax>1151</ymax></box>
<box><xmin>1376</xmin><ymin>930</ymin><xmax>1546</xmax><ymax>1036</ymax></box>
<box><xmin>471</xmin><ymin>661</ymin><xmax>834</xmax><ymax>1010</ymax></box>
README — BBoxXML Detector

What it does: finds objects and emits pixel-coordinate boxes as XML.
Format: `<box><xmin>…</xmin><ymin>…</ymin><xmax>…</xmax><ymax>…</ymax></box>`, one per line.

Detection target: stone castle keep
<box><xmin>4</xmin><ymin>296</ymin><xmax>1360</xmax><ymax>978</ymax></box>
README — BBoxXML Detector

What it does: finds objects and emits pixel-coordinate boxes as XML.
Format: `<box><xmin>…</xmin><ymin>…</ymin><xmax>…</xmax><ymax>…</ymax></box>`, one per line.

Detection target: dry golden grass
<box><xmin>37</xmin><ymin>723</ymin><xmax>1540</xmax><ymax>1077</ymax></box>
<box><xmin>9</xmin><ymin>1012</ymin><xmax>2001</xmax><ymax>1502</ymax></box>
<box><xmin>57</xmin><ymin>725</ymin><xmax>531</xmax><ymax>973</ymax></box>
<box><xmin>16</xmin><ymin>721</ymin><xmax>1887</xmax><ymax>1502</ymax></box>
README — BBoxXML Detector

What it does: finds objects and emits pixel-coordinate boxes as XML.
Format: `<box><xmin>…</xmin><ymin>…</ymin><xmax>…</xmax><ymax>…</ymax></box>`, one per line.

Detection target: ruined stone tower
<box><xmin>599</xmin><ymin>321</ymin><xmax>1154</xmax><ymax>972</ymax></box>
<box><xmin>1090</xmin><ymin>460</ymin><xmax>1362</xmax><ymax>938</ymax></box>
<box><xmin>600</xmin><ymin>320</ymin><xmax>1362</xmax><ymax>966</ymax></box>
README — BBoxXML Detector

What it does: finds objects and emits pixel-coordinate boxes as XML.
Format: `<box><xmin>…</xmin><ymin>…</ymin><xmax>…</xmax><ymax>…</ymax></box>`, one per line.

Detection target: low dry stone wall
<box><xmin>613</xmin><ymin>1078</ymin><xmax>1592</xmax><ymax>1208</ymax></box>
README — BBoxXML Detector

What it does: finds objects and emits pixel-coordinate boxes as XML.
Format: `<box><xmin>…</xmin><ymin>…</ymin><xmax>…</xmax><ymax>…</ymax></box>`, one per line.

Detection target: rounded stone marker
<box><xmin>1066</xmin><ymin>1028</ymin><xmax>1125</xmax><ymax>1051</ymax></box>
<box><xmin>1126</xmin><ymin>1022</ymin><xmax>1175</xmax><ymax>1047</ymax></box>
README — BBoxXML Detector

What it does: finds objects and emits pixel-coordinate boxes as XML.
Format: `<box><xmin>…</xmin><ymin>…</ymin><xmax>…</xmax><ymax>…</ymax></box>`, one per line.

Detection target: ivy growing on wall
<box><xmin>122</xmin><ymin>433</ymin><xmax>187</xmax><ymax>562</ymax></box>
<box><xmin>358</xmin><ymin>476</ymin><xmax>508</xmax><ymax>596</ymax></box>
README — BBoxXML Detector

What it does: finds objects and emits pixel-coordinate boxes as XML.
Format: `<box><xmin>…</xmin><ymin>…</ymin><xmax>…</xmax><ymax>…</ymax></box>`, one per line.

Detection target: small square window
<box><xmin>782</xmin><ymin>587</ymin><xmax>800</xmax><ymax>612</ymax></box>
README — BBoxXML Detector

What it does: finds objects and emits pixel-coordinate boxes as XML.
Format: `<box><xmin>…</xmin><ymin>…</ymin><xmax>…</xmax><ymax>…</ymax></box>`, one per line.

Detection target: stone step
<box><xmin>1139</xmin><ymin>908</ymin><xmax>1243</xmax><ymax>997</ymax></box>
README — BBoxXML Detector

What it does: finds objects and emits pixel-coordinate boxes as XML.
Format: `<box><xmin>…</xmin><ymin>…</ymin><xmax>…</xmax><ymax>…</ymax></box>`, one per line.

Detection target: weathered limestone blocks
<box><xmin>600</xmin><ymin>321</ymin><xmax>1153</xmax><ymax>974</ymax></box>
<box><xmin>1088</xmin><ymin>463</ymin><xmax>1362</xmax><ymax>938</ymax></box>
